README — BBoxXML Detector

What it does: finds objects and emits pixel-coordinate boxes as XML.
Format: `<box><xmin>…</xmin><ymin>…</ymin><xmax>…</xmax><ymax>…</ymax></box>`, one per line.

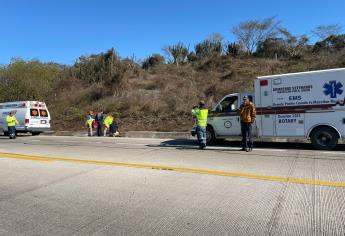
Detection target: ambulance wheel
<box><xmin>311</xmin><ymin>127</ymin><xmax>338</xmax><ymax>150</ymax></box>
<box><xmin>32</xmin><ymin>132</ymin><xmax>40</xmax><ymax>136</ymax></box>
<box><xmin>206</xmin><ymin>126</ymin><xmax>216</xmax><ymax>145</ymax></box>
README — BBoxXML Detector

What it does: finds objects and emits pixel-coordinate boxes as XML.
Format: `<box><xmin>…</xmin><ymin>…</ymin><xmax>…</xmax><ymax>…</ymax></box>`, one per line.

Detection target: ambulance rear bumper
<box><xmin>16</xmin><ymin>126</ymin><xmax>51</xmax><ymax>133</ymax></box>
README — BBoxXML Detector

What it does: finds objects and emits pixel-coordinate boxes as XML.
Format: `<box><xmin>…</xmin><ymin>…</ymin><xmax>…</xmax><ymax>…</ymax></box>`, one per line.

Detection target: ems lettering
<box><xmin>289</xmin><ymin>96</ymin><xmax>301</xmax><ymax>101</ymax></box>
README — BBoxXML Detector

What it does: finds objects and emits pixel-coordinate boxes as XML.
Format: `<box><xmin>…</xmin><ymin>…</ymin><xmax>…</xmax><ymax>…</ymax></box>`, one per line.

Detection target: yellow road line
<box><xmin>0</xmin><ymin>152</ymin><xmax>345</xmax><ymax>187</ymax></box>
<box><xmin>0</xmin><ymin>152</ymin><xmax>53</xmax><ymax>162</ymax></box>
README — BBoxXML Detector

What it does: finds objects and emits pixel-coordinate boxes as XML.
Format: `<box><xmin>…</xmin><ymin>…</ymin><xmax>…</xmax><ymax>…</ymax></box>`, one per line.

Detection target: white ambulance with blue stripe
<box><xmin>202</xmin><ymin>68</ymin><xmax>345</xmax><ymax>150</ymax></box>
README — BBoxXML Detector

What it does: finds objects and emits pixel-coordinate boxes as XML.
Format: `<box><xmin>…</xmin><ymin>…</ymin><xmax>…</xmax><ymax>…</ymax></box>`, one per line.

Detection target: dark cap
<box><xmin>243</xmin><ymin>96</ymin><xmax>248</xmax><ymax>100</ymax></box>
<box><xmin>199</xmin><ymin>100</ymin><xmax>205</xmax><ymax>106</ymax></box>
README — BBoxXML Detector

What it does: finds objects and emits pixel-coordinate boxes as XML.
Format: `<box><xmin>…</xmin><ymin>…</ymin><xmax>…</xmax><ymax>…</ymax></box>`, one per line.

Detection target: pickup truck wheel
<box><xmin>206</xmin><ymin>126</ymin><xmax>216</xmax><ymax>145</ymax></box>
<box><xmin>311</xmin><ymin>127</ymin><xmax>338</xmax><ymax>150</ymax></box>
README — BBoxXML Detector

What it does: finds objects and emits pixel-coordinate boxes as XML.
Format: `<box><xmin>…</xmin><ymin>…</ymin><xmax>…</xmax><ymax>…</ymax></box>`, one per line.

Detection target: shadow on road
<box><xmin>155</xmin><ymin>139</ymin><xmax>345</xmax><ymax>151</ymax></box>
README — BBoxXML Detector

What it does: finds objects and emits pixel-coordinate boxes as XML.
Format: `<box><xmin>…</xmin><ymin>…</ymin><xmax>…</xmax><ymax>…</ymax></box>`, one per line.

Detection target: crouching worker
<box><xmin>192</xmin><ymin>101</ymin><xmax>208</xmax><ymax>149</ymax></box>
<box><xmin>86</xmin><ymin>111</ymin><xmax>95</xmax><ymax>136</ymax></box>
<box><xmin>103</xmin><ymin>114</ymin><xmax>114</xmax><ymax>137</ymax></box>
<box><xmin>109</xmin><ymin>117</ymin><xmax>119</xmax><ymax>137</ymax></box>
<box><xmin>6</xmin><ymin>111</ymin><xmax>19</xmax><ymax>139</ymax></box>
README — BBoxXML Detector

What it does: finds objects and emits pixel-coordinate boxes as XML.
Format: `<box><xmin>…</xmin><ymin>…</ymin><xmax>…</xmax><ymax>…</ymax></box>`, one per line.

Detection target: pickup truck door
<box><xmin>210</xmin><ymin>95</ymin><xmax>241</xmax><ymax>136</ymax></box>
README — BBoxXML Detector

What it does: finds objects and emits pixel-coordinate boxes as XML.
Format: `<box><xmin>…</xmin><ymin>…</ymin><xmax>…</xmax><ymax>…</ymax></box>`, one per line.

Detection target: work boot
<box><xmin>245</xmin><ymin>148</ymin><xmax>249</xmax><ymax>152</ymax></box>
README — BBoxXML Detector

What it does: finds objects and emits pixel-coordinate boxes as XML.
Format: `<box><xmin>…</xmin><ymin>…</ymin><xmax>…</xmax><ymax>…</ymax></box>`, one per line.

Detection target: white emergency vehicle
<box><xmin>0</xmin><ymin>101</ymin><xmax>51</xmax><ymax>135</ymax></box>
<box><xmin>199</xmin><ymin>68</ymin><xmax>345</xmax><ymax>150</ymax></box>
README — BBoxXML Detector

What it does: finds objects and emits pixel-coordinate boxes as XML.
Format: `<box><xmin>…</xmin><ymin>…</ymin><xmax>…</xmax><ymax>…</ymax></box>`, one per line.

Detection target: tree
<box><xmin>74</xmin><ymin>48</ymin><xmax>128</xmax><ymax>94</ymax></box>
<box><xmin>277</xmin><ymin>28</ymin><xmax>309</xmax><ymax>59</ymax></box>
<box><xmin>313</xmin><ymin>34</ymin><xmax>345</xmax><ymax>53</ymax></box>
<box><xmin>256</xmin><ymin>28</ymin><xmax>309</xmax><ymax>59</ymax></box>
<box><xmin>163</xmin><ymin>42</ymin><xmax>189</xmax><ymax>66</ymax></box>
<box><xmin>187</xmin><ymin>52</ymin><xmax>198</xmax><ymax>62</ymax></box>
<box><xmin>195</xmin><ymin>33</ymin><xmax>224</xmax><ymax>59</ymax></box>
<box><xmin>142</xmin><ymin>54</ymin><xmax>165</xmax><ymax>69</ymax></box>
<box><xmin>232</xmin><ymin>16</ymin><xmax>281</xmax><ymax>54</ymax></box>
<box><xmin>225</xmin><ymin>42</ymin><xmax>242</xmax><ymax>57</ymax></box>
<box><xmin>312</xmin><ymin>24</ymin><xmax>343</xmax><ymax>41</ymax></box>
<box><xmin>0</xmin><ymin>58</ymin><xmax>60</xmax><ymax>101</ymax></box>
<box><xmin>256</xmin><ymin>38</ymin><xmax>286</xmax><ymax>58</ymax></box>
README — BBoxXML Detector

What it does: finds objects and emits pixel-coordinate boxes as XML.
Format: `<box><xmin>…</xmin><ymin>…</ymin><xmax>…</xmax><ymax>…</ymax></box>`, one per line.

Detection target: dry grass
<box><xmin>48</xmin><ymin>51</ymin><xmax>345</xmax><ymax>132</ymax></box>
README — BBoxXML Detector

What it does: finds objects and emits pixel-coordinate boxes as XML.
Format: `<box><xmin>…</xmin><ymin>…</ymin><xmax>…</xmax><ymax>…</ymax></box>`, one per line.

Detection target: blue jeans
<box><xmin>196</xmin><ymin>126</ymin><xmax>206</xmax><ymax>147</ymax></box>
<box><xmin>8</xmin><ymin>126</ymin><xmax>16</xmax><ymax>138</ymax></box>
<box><xmin>241</xmin><ymin>122</ymin><xmax>253</xmax><ymax>149</ymax></box>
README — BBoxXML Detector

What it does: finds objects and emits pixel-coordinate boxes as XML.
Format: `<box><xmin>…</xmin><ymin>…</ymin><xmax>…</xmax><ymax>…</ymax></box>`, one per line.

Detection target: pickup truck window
<box><xmin>217</xmin><ymin>96</ymin><xmax>238</xmax><ymax>112</ymax></box>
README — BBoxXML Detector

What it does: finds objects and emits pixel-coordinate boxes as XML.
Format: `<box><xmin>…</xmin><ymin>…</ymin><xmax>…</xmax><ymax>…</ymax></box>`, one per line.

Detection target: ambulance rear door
<box><xmin>256</xmin><ymin>78</ymin><xmax>274</xmax><ymax>136</ymax></box>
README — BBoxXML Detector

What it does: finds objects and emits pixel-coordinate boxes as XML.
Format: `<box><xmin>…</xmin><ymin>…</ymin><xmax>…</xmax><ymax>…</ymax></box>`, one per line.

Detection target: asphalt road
<box><xmin>1</xmin><ymin>136</ymin><xmax>345</xmax><ymax>235</ymax></box>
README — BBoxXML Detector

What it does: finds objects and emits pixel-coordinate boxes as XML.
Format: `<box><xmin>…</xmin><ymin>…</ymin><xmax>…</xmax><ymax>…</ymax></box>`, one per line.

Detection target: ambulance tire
<box><xmin>311</xmin><ymin>127</ymin><xmax>338</xmax><ymax>150</ymax></box>
<box><xmin>206</xmin><ymin>126</ymin><xmax>216</xmax><ymax>145</ymax></box>
<box><xmin>32</xmin><ymin>132</ymin><xmax>40</xmax><ymax>136</ymax></box>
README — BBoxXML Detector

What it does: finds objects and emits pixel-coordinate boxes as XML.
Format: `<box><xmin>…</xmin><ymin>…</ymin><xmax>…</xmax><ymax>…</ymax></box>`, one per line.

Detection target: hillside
<box><xmin>1</xmin><ymin>33</ymin><xmax>345</xmax><ymax>132</ymax></box>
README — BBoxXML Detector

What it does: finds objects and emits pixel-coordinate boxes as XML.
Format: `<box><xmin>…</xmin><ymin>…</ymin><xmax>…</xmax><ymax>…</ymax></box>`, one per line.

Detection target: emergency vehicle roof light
<box><xmin>260</xmin><ymin>80</ymin><xmax>268</xmax><ymax>86</ymax></box>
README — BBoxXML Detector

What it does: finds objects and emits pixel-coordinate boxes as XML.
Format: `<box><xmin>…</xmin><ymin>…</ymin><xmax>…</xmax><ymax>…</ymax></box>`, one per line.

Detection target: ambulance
<box><xmin>0</xmin><ymin>101</ymin><xmax>51</xmax><ymax>135</ymax></box>
<box><xmin>199</xmin><ymin>68</ymin><xmax>345</xmax><ymax>150</ymax></box>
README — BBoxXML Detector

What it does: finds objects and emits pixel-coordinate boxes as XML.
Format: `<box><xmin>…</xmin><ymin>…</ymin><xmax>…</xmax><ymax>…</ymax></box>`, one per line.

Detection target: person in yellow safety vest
<box><xmin>86</xmin><ymin>111</ymin><xmax>94</xmax><ymax>137</ymax></box>
<box><xmin>6</xmin><ymin>111</ymin><xmax>19</xmax><ymax>139</ymax></box>
<box><xmin>103</xmin><ymin>114</ymin><xmax>114</xmax><ymax>137</ymax></box>
<box><xmin>191</xmin><ymin>101</ymin><xmax>208</xmax><ymax>149</ymax></box>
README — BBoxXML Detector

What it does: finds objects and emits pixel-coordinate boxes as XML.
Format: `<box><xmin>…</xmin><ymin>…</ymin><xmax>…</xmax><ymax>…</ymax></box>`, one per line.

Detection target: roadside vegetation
<box><xmin>1</xmin><ymin>18</ymin><xmax>345</xmax><ymax>132</ymax></box>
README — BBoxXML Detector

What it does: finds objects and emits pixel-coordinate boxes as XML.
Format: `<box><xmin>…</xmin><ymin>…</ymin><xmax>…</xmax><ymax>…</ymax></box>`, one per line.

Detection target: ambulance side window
<box><xmin>217</xmin><ymin>96</ymin><xmax>238</xmax><ymax>112</ymax></box>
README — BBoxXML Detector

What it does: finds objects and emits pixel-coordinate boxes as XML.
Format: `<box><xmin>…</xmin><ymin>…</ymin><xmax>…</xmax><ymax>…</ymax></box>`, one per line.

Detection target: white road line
<box><xmin>250</xmin><ymin>148</ymin><xmax>285</xmax><ymax>152</ymax></box>
<box><xmin>115</xmin><ymin>142</ymin><xmax>148</xmax><ymax>146</ymax></box>
<box><xmin>30</xmin><ymin>140</ymin><xmax>41</xmax><ymax>142</ymax></box>
<box><xmin>322</xmin><ymin>151</ymin><xmax>345</xmax><ymax>155</ymax></box>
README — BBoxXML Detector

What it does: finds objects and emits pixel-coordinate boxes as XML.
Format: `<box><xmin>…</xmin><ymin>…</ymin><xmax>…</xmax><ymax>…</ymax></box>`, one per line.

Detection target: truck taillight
<box><xmin>260</xmin><ymin>80</ymin><xmax>268</xmax><ymax>86</ymax></box>
<box><xmin>25</xmin><ymin>119</ymin><xmax>29</xmax><ymax>124</ymax></box>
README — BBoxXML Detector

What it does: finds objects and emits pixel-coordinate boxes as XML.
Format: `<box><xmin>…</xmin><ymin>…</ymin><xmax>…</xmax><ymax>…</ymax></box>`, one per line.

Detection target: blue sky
<box><xmin>1</xmin><ymin>0</ymin><xmax>344</xmax><ymax>65</ymax></box>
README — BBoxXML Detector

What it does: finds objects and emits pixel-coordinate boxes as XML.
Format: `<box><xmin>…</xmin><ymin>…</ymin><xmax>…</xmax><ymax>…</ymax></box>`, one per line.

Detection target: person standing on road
<box><xmin>240</xmin><ymin>96</ymin><xmax>256</xmax><ymax>152</ymax></box>
<box><xmin>95</xmin><ymin>111</ymin><xmax>104</xmax><ymax>136</ymax></box>
<box><xmin>86</xmin><ymin>111</ymin><xmax>95</xmax><ymax>137</ymax></box>
<box><xmin>6</xmin><ymin>111</ymin><xmax>19</xmax><ymax>139</ymax></box>
<box><xmin>192</xmin><ymin>101</ymin><xmax>208</xmax><ymax>149</ymax></box>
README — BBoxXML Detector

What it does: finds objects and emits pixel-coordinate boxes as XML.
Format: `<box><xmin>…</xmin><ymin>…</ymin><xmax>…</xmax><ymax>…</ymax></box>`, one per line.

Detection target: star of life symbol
<box><xmin>323</xmin><ymin>80</ymin><xmax>343</xmax><ymax>98</ymax></box>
